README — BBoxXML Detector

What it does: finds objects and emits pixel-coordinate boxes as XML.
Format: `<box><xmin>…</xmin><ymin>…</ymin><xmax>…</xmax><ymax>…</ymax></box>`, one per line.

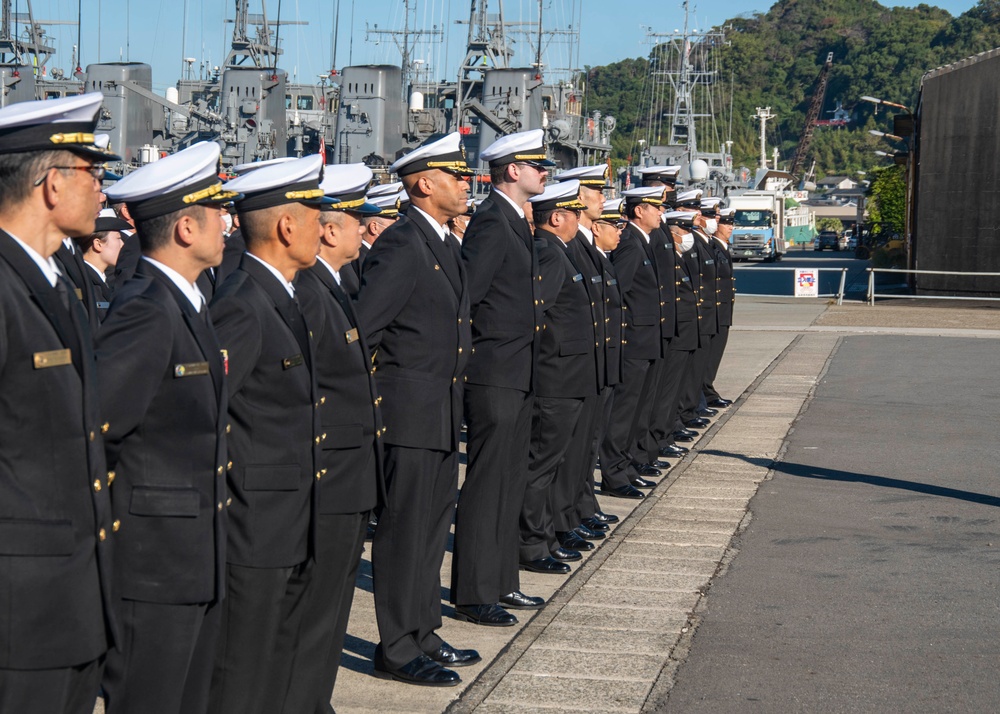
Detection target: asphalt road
<box><xmin>657</xmin><ymin>335</ymin><xmax>1000</xmax><ymax>712</ymax></box>
<box><xmin>733</xmin><ymin>248</ymin><xmax>871</xmax><ymax>298</ymax></box>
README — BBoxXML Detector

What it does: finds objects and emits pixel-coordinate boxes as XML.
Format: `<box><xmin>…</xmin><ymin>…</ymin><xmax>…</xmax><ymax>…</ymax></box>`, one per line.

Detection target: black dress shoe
<box><xmin>660</xmin><ymin>444</ymin><xmax>689</xmax><ymax>457</ymax></box>
<box><xmin>557</xmin><ymin>531</ymin><xmax>594</xmax><ymax>551</ymax></box>
<box><xmin>454</xmin><ymin>603</ymin><xmax>518</xmax><ymax>627</ymax></box>
<box><xmin>696</xmin><ymin>407</ymin><xmax>718</xmax><ymax>417</ymax></box>
<box><xmin>654</xmin><ymin>460</ymin><xmax>671</xmax><ymax>469</ymax></box>
<box><xmin>634</xmin><ymin>463</ymin><xmax>662</xmax><ymax>477</ymax></box>
<box><xmin>683</xmin><ymin>417</ymin><xmax>710</xmax><ymax>429</ymax></box>
<box><xmin>675</xmin><ymin>428</ymin><xmax>698</xmax><ymax>437</ymax></box>
<box><xmin>550</xmin><ymin>546</ymin><xmax>582</xmax><ymax>562</ymax></box>
<box><xmin>580</xmin><ymin>517</ymin><xmax>610</xmax><ymax>533</ymax></box>
<box><xmin>574</xmin><ymin>523</ymin><xmax>605</xmax><ymax>540</ymax></box>
<box><xmin>520</xmin><ymin>556</ymin><xmax>571</xmax><ymax>574</ymax></box>
<box><xmin>373</xmin><ymin>653</ymin><xmax>460</xmax><ymax>687</ymax></box>
<box><xmin>428</xmin><ymin>641</ymin><xmax>482</xmax><ymax>667</ymax></box>
<box><xmin>500</xmin><ymin>590</ymin><xmax>545</xmax><ymax>609</ymax></box>
<box><xmin>592</xmin><ymin>510</ymin><xmax>619</xmax><ymax>524</ymax></box>
<box><xmin>630</xmin><ymin>476</ymin><xmax>656</xmax><ymax>489</ymax></box>
<box><xmin>600</xmin><ymin>482</ymin><xmax>645</xmax><ymax>499</ymax></box>
<box><xmin>707</xmin><ymin>398</ymin><xmax>732</xmax><ymax>408</ymax></box>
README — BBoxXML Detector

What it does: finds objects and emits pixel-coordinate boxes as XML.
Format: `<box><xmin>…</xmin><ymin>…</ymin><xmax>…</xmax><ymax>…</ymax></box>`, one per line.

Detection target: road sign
<box><xmin>794</xmin><ymin>268</ymin><xmax>819</xmax><ymax>297</ymax></box>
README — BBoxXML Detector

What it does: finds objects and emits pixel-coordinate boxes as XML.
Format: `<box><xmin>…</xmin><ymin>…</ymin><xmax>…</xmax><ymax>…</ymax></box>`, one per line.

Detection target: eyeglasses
<box><xmin>597</xmin><ymin>220</ymin><xmax>627</xmax><ymax>230</ymax></box>
<box><xmin>33</xmin><ymin>164</ymin><xmax>106</xmax><ymax>187</ymax></box>
<box><xmin>515</xmin><ymin>161</ymin><xmax>549</xmax><ymax>172</ymax></box>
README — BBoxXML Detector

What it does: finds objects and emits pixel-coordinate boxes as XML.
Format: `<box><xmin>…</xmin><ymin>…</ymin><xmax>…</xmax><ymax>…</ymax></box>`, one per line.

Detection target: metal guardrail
<box><xmin>732</xmin><ymin>266</ymin><xmax>851</xmax><ymax>305</ymax></box>
<box><xmin>866</xmin><ymin>268</ymin><xmax>1000</xmax><ymax>305</ymax></box>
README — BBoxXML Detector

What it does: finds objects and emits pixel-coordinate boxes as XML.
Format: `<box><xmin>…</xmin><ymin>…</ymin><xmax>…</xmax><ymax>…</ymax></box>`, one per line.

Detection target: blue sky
<box><xmin>23</xmin><ymin>0</ymin><xmax>980</xmax><ymax>91</ymax></box>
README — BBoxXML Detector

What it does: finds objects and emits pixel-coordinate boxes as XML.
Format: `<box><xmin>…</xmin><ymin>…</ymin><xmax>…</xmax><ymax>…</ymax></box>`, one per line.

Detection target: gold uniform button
<box><xmin>107</xmin><ymin>470</ymin><xmax>116</xmax><ymax>485</ymax></box>
<box><xmin>93</xmin><ymin>479</ymin><xmax>102</xmax><ymax>492</ymax></box>
<box><xmin>320</xmin><ymin>397</ymin><xmax>327</xmax><ymax>405</ymax></box>
<box><xmin>226</xmin><ymin>498</ymin><xmax>233</xmax><ymax>507</ymax></box>
<box><xmin>316</xmin><ymin>471</ymin><xmax>322</xmax><ymax>480</ymax></box>
<box><xmin>112</xmin><ymin>520</ymin><xmax>121</xmax><ymax>533</ymax></box>
<box><xmin>535</xmin><ymin>326</ymin><xmax>540</xmax><ymax>332</ymax></box>
<box><xmin>89</xmin><ymin>431</ymin><xmax>96</xmax><ymax>442</ymax></box>
<box><xmin>534</xmin><ymin>300</ymin><xmax>539</xmax><ymax>306</ymax></box>
<box><xmin>226</xmin><ymin>423</ymin><xmax>232</xmax><ymax>434</ymax></box>
<box><xmin>315</xmin><ymin>436</ymin><xmax>321</xmax><ymax>444</ymax></box>
<box><xmin>98</xmin><ymin>528</ymin><xmax>106</xmax><ymax>541</ymax></box>
<box><xmin>321</xmin><ymin>433</ymin><xmax>327</xmax><ymax>441</ymax></box>
<box><xmin>217</xmin><ymin>466</ymin><xmax>224</xmax><ymax>475</ymax></box>
<box><xmin>464</xmin><ymin>376</ymin><xmax>468</xmax><ymax>382</ymax></box>
<box><xmin>101</xmin><ymin>422</ymin><xmax>110</xmax><ymax>434</ymax></box>
<box><xmin>227</xmin><ymin>461</ymin><xmax>233</xmax><ymax>471</ymax></box>
<box><xmin>458</xmin><ymin>347</ymin><xmax>463</xmax><ymax>354</ymax></box>
<box><xmin>217</xmin><ymin>502</ymin><xmax>224</xmax><ymax>511</ymax></box>
<box><xmin>452</xmin><ymin>377</ymin><xmax>457</xmax><ymax>384</ymax></box>
<box><xmin>458</xmin><ymin>318</ymin><xmax>463</xmax><ymax>324</ymax></box>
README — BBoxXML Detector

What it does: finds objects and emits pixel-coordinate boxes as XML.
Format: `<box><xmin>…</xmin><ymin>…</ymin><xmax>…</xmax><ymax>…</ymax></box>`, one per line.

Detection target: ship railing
<box><xmin>866</xmin><ymin>268</ymin><xmax>1000</xmax><ymax>306</ymax></box>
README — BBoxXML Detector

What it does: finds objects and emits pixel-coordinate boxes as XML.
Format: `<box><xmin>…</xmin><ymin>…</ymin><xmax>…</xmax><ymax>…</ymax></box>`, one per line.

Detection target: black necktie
<box><xmin>55</xmin><ymin>275</ymin><xmax>72</xmax><ymax>311</ymax></box>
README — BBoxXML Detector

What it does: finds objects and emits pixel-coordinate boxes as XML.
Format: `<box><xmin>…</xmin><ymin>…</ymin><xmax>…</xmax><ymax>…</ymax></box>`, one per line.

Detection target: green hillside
<box><xmin>584</xmin><ymin>0</ymin><xmax>1000</xmax><ymax>179</ymax></box>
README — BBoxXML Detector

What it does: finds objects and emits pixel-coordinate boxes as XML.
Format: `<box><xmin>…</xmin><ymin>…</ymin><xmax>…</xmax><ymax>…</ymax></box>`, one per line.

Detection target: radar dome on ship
<box><xmin>688</xmin><ymin>159</ymin><xmax>709</xmax><ymax>182</ymax></box>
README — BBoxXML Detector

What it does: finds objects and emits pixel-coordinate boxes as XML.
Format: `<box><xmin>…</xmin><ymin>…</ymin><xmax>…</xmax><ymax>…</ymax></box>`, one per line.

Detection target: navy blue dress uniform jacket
<box><xmin>297</xmin><ymin>263</ymin><xmax>386</xmax><ymax>514</ymax></box>
<box><xmin>55</xmin><ymin>241</ymin><xmax>102</xmax><ymax>334</ymax></box>
<box><xmin>610</xmin><ymin>224</ymin><xmax>664</xmax><ymax>361</ymax></box>
<box><xmin>0</xmin><ymin>231</ymin><xmax>116</xmax><ymax>669</ymax></box>
<box><xmin>569</xmin><ymin>233</ymin><xmax>609</xmax><ymax>390</ymax></box>
<box><xmin>595</xmin><ymin>248</ymin><xmax>625</xmax><ymax>386</ymax></box>
<box><xmin>210</xmin><ymin>255</ymin><xmax>320</xmax><ymax>568</ymax></box>
<box><xmin>356</xmin><ymin>210</ymin><xmax>472</xmax><ymax>452</ymax></box>
<box><xmin>650</xmin><ymin>227</ymin><xmax>678</xmax><ymax>342</ymax></box>
<box><xmin>672</xmin><ymin>248</ymin><xmax>701</xmax><ymax>351</ymax></box>
<box><xmin>692</xmin><ymin>230</ymin><xmax>719</xmax><ymax>337</ymax></box>
<box><xmin>713</xmin><ymin>238</ymin><xmax>735</xmax><ymax>327</ymax></box>
<box><xmin>96</xmin><ymin>260</ymin><xmax>228</xmax><ymax>604</ymax></box>
<box><xmin>84</xmin><ymin>263</ymin><xmax>113</xmax><ymax>322</ymax></box>
<box><xmin>534</xmin><ymin>231</ymin><xmax>601</xmax><ymax>399</ymax></box>
<box><xmin>461</xmin><ymin>190</ymin><xmax>542</xmax><ymax>392</ymax></box>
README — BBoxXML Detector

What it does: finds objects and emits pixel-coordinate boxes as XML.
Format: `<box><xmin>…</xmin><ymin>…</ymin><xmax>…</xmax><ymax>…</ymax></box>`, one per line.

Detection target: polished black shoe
<box><xmin>428</xmin><ymin>641</ymin><xmax>482</xmax><ymax>667</ymax></box>
<box><xmin>635</xmin><ymin>462</ymin><xmax>662</xmax><ymax>477</ymax></box>
<box><xmin>373</xmin><ymin>653</ymin><xmax>461</xmax><ymax>687</ymax></box>
<box><xmin>574</xmin><ymin>523</ymin><xmax>605</xmax><ymax>541</ymax></box>
<box><xmin>551</xmin><ymin>546</ymin><xmax>582</xmax><ymax>562</ymax></box>
<box><xmin>581</xmin><ymin>516</ymin><xmax>610</xmax><ymax>533</ymax></box>
<box><xmin>696</xmin><ymin>407</ymin><xmax>718</xmax><ymax>417</ymax></box>
<box><xmin>520</xmin><ymin>556</ymin><xmax>571</xmax><ymax>574</ymax></box>
<box><xmin>707</xmin><ymin>398</ymin><xmax>733</xmax><ymax>408</ymax></box>
<box><xmin>557</xmin><ymin>530</ymin><xmax>594</xmax><ymax>551</ymax></box>
<box><xmin>654</xmin><ymin>460</ymin><xmax>671</xmax><ymax>469</ymax></box>
<box><xmin>500</xmin><ymin>590</ymin><xmax>545</xmax><ymax>610</ymax></box>
<box><xmin>630</xmin><ymin>476</ymin><xmax>656</xmax><ymax>489</ymax></box>
<box><xmin>683</xmin><ymin>417</ymin><xmax>710</xmax><ymax>429</ymax></box>
<box><xmin>592</xmin><ymin>510</ymin><xmax>619</xmax><ymax>524</ymax></box>
<box><xmin>660</xmin><ymin>444</ymin><xmax>689</xmax><ymax>457</ymax></box>
<box><xmin>600</xmin><ymin>482</ymin><xmax>645</xmax><ymax>499</ymax></box>
<box><xmin>454</xmin><ymin>603</ymin><xmax>518</xmax><ymax>627</ymax></box>
<box><xmin>676</xmin><ymin>428</ymin><xmax>698</xmax><ymax>437</ymax></box>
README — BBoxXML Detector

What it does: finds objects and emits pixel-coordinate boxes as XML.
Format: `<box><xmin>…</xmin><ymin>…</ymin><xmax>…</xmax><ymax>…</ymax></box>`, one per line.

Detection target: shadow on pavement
<box><xmin>701</xmin><ymin>449</ymin><xmax>1000</xmax><ymax>508</ymax></box>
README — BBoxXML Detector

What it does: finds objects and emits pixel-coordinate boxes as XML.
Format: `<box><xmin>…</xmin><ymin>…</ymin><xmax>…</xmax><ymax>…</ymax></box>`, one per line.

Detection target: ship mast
<box><xmin>225</xmin><ymin>0</ymin><xmax>305</xmax><ymax>69</ymax></box>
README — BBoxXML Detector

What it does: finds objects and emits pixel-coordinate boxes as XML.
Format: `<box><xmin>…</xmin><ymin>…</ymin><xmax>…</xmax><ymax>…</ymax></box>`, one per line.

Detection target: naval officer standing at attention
<box><xmin>275</xmin><ymin>163</ymin><xmax>387</xmax><ymax>713</ymax></box>
<box><xmin>96</xmin><ymin>142</ymin><xmax>235</xmax><ymax>714</ymax></box>
<box><xmin>206</xmin><ymin>156</ymin><xmax>331</xmax><ymax>714</ymax></box>
<box><xmin>0</xmin><ymin>92</ymin><xmax>118</xmax><ymax>714</ymax></box>
<box><xmin>356</xmin><ymin>133</ymin><xmax>478</xmax><ymax>687</ymax></box>
<box><xmin>452</xmin><ymin>129</ymin><xmax>550</xmax><ymax>628</ymax></box>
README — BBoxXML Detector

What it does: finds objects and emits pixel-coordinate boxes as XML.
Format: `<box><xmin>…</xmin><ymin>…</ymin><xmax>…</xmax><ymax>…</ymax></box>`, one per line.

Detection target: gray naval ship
<box><xmin>0</xmin><ymin>0</ymin><xmax>614</xmax><ymax>178</ymax></box>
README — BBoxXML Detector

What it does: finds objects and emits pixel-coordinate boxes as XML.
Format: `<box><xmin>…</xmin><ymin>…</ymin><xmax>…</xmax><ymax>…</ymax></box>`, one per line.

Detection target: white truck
<box><xmin>726</xmin><ymin>191</ymin><xmax>788</xmax><ymax>262</ymax></box>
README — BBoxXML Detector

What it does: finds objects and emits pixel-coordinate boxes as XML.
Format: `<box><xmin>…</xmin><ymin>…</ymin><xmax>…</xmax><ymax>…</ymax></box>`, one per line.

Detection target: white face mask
<box><xmin>704</xmin><ymin>218</ymin><xmax>718</xmax><ymax>235</ymax></box>
<box><xmin>680</xmin><ymin>233</ymin><xmax>695</xmax><ymax>252</ymax></box>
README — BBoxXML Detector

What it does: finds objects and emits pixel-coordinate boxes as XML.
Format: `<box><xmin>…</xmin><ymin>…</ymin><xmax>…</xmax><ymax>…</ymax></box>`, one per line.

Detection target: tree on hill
<box><xmin>585</xmin><ymin>0</ymin><xmax>1000</xmax><ymax>179</ymax></box>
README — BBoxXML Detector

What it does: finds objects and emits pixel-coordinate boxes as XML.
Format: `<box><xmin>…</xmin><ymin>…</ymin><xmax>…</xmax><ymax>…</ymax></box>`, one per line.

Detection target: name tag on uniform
<box><xmin>572</xmin><ymin>273</ymin><xmax>583</xmax><ymax>283</ymax></box>
<box><xmin>282</xmin><ymin>354</ymin><xmax>305</xmax><ymax>370</ymax></box>
<box><xmin>643</xmin><ymin>259</ymin><xmax>651</xmax><ymax>266</ymax></box>
<box><xmin>345</xmin><ymin>328</ymin><xmax>359</xmax><ymax>344</ymax></box>
<box><xmin>608</xmin><ymin>278</ymin><xmax>618</xmax><ymax>286</ymax></box>
<box><xmin>590</xmin><ymin>275</ymin><xmax>602</xmax><ymax>284</ymax></box>
<box><xmin>96</xmin><ymin>301</ymin><xmax>110</xmax><ymax>309</ymax></box>
<box><xmin>174</xmin><ymin>362</ymin><xmax>210</xmax><ymax>378</ymax></box>
<box><xmin>705</xmin><ymin>259</ymin><xmax>715</xmax><ymax>265</ymax></box>
<box><xmin>74</xmin><ymin>288</ymin><xmax>83</xmax><ymax>300</ymax></box>
<box><xmin>33</xmin><ymin>349</ymin><xmax>71</xmax><ymax>369</ymax></box>
<box><xmin>682</xmin><ymin>276</ymin><xmax>691</xmax><ymax>283</ymax></box>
